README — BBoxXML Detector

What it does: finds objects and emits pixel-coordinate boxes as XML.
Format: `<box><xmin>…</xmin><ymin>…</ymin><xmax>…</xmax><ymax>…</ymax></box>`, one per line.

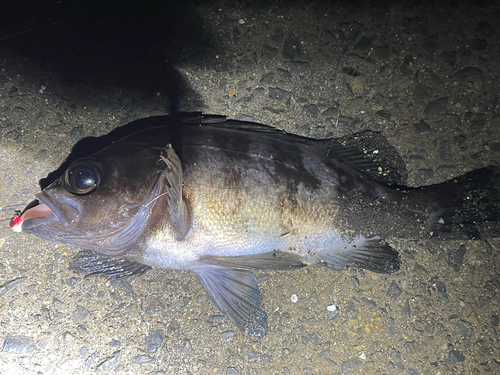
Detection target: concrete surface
<box><xmin>0</xmin><ymin>0</ymin><xmax>499</xmax><ymax>374</ymax></box>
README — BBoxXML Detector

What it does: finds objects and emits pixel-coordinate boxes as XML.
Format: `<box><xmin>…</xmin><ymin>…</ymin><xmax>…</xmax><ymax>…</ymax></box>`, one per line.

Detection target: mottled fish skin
<box><xmin>13</xmin><ymin>114</ymin><xmax>500</xmax><ymax>336</ymax></box>
<box><xmin>131</xmin><ymin>124</ymin><xmax>407</xmax><ymax>269</ymax></box>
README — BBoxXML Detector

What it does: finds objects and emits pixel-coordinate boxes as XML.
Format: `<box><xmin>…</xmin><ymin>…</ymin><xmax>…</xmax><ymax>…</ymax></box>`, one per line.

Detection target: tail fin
<box><xmin>423</xmin><ymin>167</ymin><xmax>500</xmax><ymax>239</ymax></box>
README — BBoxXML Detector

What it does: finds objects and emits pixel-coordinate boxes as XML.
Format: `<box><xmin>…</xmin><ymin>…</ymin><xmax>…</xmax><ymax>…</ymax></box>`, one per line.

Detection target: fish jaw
<box><xmin>18</xmin><ymin>184</ymin><xmax>82</xmax><ymax>233</ymax></box>
<box><xmin>35</xmin><ymin>189</ymin><xmax>81</xmax><ymax>228</ymax></box>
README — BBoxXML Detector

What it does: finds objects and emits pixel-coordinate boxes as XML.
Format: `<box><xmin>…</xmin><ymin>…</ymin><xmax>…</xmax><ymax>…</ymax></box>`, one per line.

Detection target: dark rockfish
<box><xmin>9</xmin><ymin>114</ymin><xmax>500</xmax><ymax>336</ymax></box>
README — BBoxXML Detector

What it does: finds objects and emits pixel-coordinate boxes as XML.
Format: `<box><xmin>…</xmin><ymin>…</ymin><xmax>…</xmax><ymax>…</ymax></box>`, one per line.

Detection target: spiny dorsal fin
<box><xmin>193</xmin><ymin>117</ymin><xmax>407</xmax><ymax>187</ymax></box>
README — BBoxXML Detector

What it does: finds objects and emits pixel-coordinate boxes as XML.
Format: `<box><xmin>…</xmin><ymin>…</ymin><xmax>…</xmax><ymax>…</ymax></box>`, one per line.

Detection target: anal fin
<box><xmin>194</xmin><ymin>267</ymin><xmax>267</xmax><ymax>337</ymax></box>
<box><xmin>69</xmin><ymin>250</ymin><xmax>151</xmax><ymax>278</ymax></box>
<box><xmin>316</xmin><ymin>236</ymin><xmax>400</xmax><ymax>274</ymax></box>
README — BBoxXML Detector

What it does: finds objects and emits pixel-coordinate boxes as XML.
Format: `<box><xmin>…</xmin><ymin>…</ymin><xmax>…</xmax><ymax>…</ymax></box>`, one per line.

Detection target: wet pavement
<box><xmin>1</xmin><ymin>0</ymin><xmax>499</xmax><ymax>374</ymax></box>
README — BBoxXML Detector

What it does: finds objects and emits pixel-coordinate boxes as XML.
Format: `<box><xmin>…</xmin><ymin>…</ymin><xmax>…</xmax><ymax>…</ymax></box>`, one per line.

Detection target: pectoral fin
<box><xmin>193</xmin><ymin>267</ymin><xmax>267</xmax><ymax>337</ymax></box>
<box><xmin>160</xmin><ymin>144</ymin><xmax>192</xmax><ymax>240</ymax></box>
<box><xmin>69</xmin><ymin>250</ymin><xmax>151</xmax><ymax>278</ymax></box>
<box><xmin>199</xmin><ymin>250</ymin><xmax>306</xmax><ymax>270</ymax></box>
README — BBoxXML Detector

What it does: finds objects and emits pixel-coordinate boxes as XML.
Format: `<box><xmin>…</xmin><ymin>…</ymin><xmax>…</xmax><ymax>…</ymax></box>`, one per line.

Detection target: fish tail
<box><xmin>314</xmin><ymin>167</ymin><xmax>499</xmax><ymax>274</ymax></box>
<box><xmin>421</xmin><ymin>166</ymin><xmax>500</xmax><ymax>239</ymax></box>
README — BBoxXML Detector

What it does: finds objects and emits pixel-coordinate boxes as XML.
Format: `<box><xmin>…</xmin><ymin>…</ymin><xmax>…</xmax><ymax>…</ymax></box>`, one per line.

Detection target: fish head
<box><xmin>12</xmin><ymin>136</ymin><xmax>168</xmax><ymax>255</ymax></box>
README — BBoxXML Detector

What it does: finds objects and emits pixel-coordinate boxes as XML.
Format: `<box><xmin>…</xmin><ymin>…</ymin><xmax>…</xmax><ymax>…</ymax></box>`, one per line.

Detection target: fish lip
<box><xmin>19</xmin><ymin>201</ymin><xmax>59</xmax><ymax>232</ymax></box>
<box><xmin>32</xmin><ymin>191</ymin><xmax>76</xmax><ymax>228</ymax></box>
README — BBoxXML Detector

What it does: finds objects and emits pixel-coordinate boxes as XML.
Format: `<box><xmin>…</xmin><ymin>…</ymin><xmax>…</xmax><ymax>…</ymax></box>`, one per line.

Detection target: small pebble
<box><xmin>402</xmin><ymin>299</ymin><xmax>411</xmax><ymax>318</ymax></box>
<box><xmin>436</xmin><ymin>281</ymin><xmax>448</xmax><ymax>300</ymax></box>
<box><xmin>387</xmin><ymin>347</ymin><xmax>401</xmax><ymax>359</ymax></box>
<box><xmin>108</xmin><ymin>339</ymin><xmax>121</xmax><ymax>348</ymax></box>
<box><xmin>110</xmin><ymin>278</ymin><xmax>134</xmax><ymax>294</ymax></box>
<box><xmin>387</xmin><ymin>281</ymin><xmax>403</xmax><ymax>300</ymax></box>
<box><xmin>413</xmin><ymin>120</ymin><xmax>431</xmax><ymax>132</ymax></box>
<box><xmin>376</xmin><ymin>109</ymin><xmax>392</xmax><ymax>119</ymax></box>
<box><xmin>453</xmin><ymin>66</ymin><xmax>483</xmax><ymax>81</ymax></box>
<box><xmin>343</xmin><ymin>301</ymin><xmax>355</xmax><ymax>315</ymax></box>
<box><xmin>2</xmin><ymin>335</ymin><xmax>37</xmax><ymax>354</ymax></box>
<box><xmin>457</xmin><ymin>321</ymin><xmax>472</xmax><ymax>338</ymax></box>
<box><xmin>62</xmin><ymin>332</ymin><xmax>75</xmax><ymax>343</ymax></box>
<box><xmin>303</xmin><ymin>104</ymin><xmax>319</xmax><ymax>117</ymax></box>
<box><xmin>405</xmin><ymin>342</ymin><xmax>414</xmax><ymax>353</ymax></box>
<box><xmin>387</xmin><ymin>317</ymin><xmax>395</xmax><ymax>336</ymax></box>
<box><xmin>69</xmin><ymin>125</ymin><xmax>84</xmax><ymax>140</ymax></box>
<box><xmin>322</xmin><ymin>106</ymin><xmax>339</xmax><ymax>118</ymax></box>
<box><xmin>146</xmin><ymin>330</ymin><xmax>164</xmax><ymax>353</ymax></box>
<box><xmin>220</xmin><ymin>330</ymin><xmax>235</xmax><ymax>340</ymax></box>
<box><xmin>260</xmin><ymin>72</ymin><xmax>274</xmax><ymax>85</ymax></box>
<box><xmin>269</xmin><ymin>87</ymin><xmax>291</xmax><ymax>102</ymax></box>
<box><xmin>133</xmin><ymin>355</ymin><xmax>155</xmax><ymax>364</ymax></box>
<box><xmin>447</xmin><ymin>244</ymin><xmax>467</xmax><ymax>272</ymax></box>
<box><xmin>0</xmin><ymin>276</ymin><xmax>27</xmax><ymax>296</ymax></box>
<box><xmin>351</xmin><ymin>276</ymin><xmax>359</xmax><ymax>288</ymax></box>
<box><xmin>72</xmin><ymin>305</ymin><xmax>90</xmax><ymax>322</ymax></box>
<box><xmin>424</xmin><ymin>97</ymin><xmax>449</xmax><ymax>116</ymax></box>
<box><xmin>247</xmin><ymin>349</ymin><xmax>259</xmax><ymax>359</ymax></box>
<box><xmin>77</xmin><ymin>325</ymin><xmax>87</xmax><ymax>335</ymax></box>
<box><xmin>96</xmin><ymin>350</ymin><xmax>120</xmax><ymax>371</ymax></box>
<box><xmin>490</xmin><ymin>315</ymin><xmax>499</xmax><ymax>327</ymax></box>
<box><xmin>361</xmin><ymin>297</ymin><xmax>377</xmax><ymax>308</ymax></box>
<box><xmin>449</xmin><ymin>349</ymin><xmax>465</xmax><ymax>364</ymax></box>
<box><xmin>288</xmin><ymin>61</ymin><xmax>310</xmax><ymax>73</ymax></box>
<box><xmin>291</xmin><ymin>294</ymin><xmax>298</xmax><ymax>303</ymax></box>
<box><xmin>69</xmin><ymin>277</ymin><xmax>78</xmax><ymax>287</ymax></box>
<box><xmin>85</xmin><ymin>352</ymin><xmax>97</xmax><ymax>367</ymax></box>
<box><xmin>183</xmin><ymin>339</ymin><xmax>192</xmax><ymax>351</ymax></box>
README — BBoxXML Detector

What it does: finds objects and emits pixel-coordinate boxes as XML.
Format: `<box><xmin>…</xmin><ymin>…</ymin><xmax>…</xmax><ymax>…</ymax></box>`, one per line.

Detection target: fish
<box><xmin>9</xmin><ymin>113</ymin><xmax>500</xmax><ymax>337</ymax></box>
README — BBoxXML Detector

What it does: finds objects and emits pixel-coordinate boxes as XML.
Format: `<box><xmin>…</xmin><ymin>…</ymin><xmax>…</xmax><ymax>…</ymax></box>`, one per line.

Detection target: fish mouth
<box><xmin>19</xmin><ymin>191</ymin><xmax>80</xmax><ymax>231</ymax></box>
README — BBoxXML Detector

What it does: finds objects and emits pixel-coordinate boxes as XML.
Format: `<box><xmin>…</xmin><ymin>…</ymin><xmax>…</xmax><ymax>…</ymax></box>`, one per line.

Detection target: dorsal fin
<box><xmin>325</xmin><ymin>131</ymin><xmax>407</xmax><ymax>187</ymax></box>
<box><xmin>195</xmin><ymin>116</ymin><xmax>408</xmax><ymax>187</ymax></box>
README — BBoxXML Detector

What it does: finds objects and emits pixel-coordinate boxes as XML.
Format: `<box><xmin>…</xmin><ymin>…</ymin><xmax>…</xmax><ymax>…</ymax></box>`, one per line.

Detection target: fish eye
<box><xmin>64</xmin><ymin>160</ymin><xmax>101</xmax><ymax>195</ymax></box>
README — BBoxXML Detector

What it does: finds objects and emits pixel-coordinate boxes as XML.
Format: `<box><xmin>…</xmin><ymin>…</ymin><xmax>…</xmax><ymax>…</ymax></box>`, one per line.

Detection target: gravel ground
<box><xmin>1</xmin><ymin>0</ymin><xmax>499</xmax><ymax>374</ymax></box>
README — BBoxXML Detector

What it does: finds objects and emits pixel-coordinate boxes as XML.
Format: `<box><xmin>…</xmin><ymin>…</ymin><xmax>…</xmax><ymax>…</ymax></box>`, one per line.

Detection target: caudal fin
<box><xmin>423</xmin><ymin>167</ymin><xmax>500</xmax><ymax>239</ymax></box>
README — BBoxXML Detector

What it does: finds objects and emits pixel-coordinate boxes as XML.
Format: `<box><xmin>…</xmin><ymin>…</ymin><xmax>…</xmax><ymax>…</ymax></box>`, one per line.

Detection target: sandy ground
<box><xmin>0</xmin><ymin>0</ymin><xmax>499</xmax><ymax>374</ymax></box>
